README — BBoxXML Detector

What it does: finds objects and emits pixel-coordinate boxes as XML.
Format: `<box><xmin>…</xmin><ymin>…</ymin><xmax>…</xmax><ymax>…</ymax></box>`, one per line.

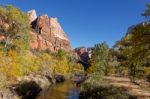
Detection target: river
<box><xmin>37</xmin><ymin>81</ymin><xmax>80</xmax><ymax>99</ymax></box>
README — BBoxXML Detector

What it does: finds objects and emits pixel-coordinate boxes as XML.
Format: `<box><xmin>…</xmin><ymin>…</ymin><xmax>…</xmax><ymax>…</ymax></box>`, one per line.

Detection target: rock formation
<box><xmin>75</xmin><ymin>47</ymin><xmax>92</xmax><ymax>63</ymax></box>
<box><xmin>28</xmin><ymin>10</ymin><xmax>72</xmax><ymax>52</ymax></box>
<box><xmin>27</xmin><ymin>10</ymin><xmax>37</xmax><ymax>23</ymax></box>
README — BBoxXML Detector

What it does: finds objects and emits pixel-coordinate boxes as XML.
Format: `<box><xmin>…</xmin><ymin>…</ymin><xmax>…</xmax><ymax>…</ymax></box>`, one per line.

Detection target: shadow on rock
<box><xmin>14</xmin><ymin>81</ymin><xmax>42</xmax><ymax>99</ymax></box>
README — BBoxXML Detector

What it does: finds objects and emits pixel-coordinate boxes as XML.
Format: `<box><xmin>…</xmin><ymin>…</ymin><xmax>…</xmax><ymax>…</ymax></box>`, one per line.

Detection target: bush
<box><xmin>79</xmin><ymin>74</ymin><xmax>129</xmax><ymax>99</ymax></box>
<box><xmin>80</xmin><ymin>83</ymin><xmax>129</xmax><ymax>99</ymax></box>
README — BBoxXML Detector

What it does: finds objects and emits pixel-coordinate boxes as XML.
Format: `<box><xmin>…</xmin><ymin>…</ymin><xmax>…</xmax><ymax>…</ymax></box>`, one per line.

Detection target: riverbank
<box><xmin>0</xmin><ymin>72</ymin><xmax>66</xmax><ymax>99</ymax></box>
<box><xmin>79</xmin><ymin>75</ymin><xmax>129</xmax><ymax>99</ymax></box>
<box><xmin>36</xmin><ymin>72</ymin><xmax>85</xmax><ymax>99</ymax></box>
<box><xmin>79</xmin><ymin>76</ymin><xmax>150</xmax><ymax>99</ymax></box>
<box><xmin>1</xmin><ymin>74</ymin><xmax>150</xmax><ymax>99</ymax></box>
<box><xmin>36</xmin><ymin>80</ymin><xmax>80</xmax><ymax>99</ymax></box>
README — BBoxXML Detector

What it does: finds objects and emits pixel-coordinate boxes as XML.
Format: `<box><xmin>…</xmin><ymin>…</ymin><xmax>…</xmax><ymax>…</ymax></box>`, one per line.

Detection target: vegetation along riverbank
<box><xmin>0</xmin><ymin>2</ymin><xmax>150</xmax><ymax>99</ymax></box>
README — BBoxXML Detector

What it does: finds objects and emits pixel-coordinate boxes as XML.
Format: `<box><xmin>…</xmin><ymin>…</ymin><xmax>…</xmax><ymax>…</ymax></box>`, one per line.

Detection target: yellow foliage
<box><xmin>33</xmin><ymin>53</ymin><xmax>52</xmax><ymax>72</ymax></box>
<box><xmin>0</xmin><ymin>52</ymin><xmax>20</xmax><ymax>81</ymax></box>
<box><xmin>71</xmin><ymin>63</ymin><xmax>84</xmax><ymax>73</ymax></box>
<box><xmin>0</xmin><ymin>50</ymin><xmax>36</xmax><ymax>81</ymax></box>
<box><xmin>144</xmin><ymin>67</ymin><xmax>150</xmax><ymax>75</ymax></box>
<box><xmin>86</xmin><ymin>63</ymin><xmax>97</xmax><ymax>74</ymax></box>
<box><xmin>0</xmin><ymin>49</ymin><xmax>74</xmax><ymax>83</ymax></box>
<box><xmin>53</xmin><ymin>57</ymin><xmax>69</xmax><ymax>74</ymax></box>
<box><xmin>7</xmin><ymin>61</ymin><xmax>21</xmax><ymax>80</ymax></box>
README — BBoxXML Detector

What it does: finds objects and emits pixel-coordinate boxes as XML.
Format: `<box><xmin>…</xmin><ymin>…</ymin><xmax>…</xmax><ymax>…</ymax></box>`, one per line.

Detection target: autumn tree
<box><xmin>53</xmin><ymin>49</ymin><xmax>70</xmax><ymax>74</ymax></box>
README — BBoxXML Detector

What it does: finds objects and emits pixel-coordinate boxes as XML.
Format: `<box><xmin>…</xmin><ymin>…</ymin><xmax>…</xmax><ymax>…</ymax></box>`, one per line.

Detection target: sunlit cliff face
<box><xmin>28</xmin><ymin>10</ymin><xmax>72</xmax><ymax>52</ymax></box>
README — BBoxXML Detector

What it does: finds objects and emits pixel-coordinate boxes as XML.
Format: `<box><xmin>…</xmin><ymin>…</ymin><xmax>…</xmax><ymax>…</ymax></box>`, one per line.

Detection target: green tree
<box><xmin>142</xmin><ymin>3</ymin><xmax>150</xmax><ymax>18</ymax></box>
<box><xmin>114</xmin><ymin>24</ymin><xmax>150</xmax><ymax>82</ymax></box>
<box><xmin>128</xmin><ymin>25</ymin><xmax>150</xmax><ymax>82</ymax></box>
<box><xmin>55</xmin><ymin>49</ymin><xmax>68</xmax><ymax>59</ymax></box>
<box><xmin>89</xmin><ymin>42</ymin><xmax>109</xmax><ymax>76</ymax></box>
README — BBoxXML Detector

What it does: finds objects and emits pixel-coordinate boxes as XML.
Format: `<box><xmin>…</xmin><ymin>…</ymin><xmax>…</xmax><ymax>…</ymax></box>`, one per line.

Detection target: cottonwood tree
<box><xmin>115</xmin><ymin>24</ymin><xmax>150</xmax><ymax>82</ymax></box>
<box><xmin>89</xmin><ymin>42</ymin><xmax>109</xmax><ymax>76</ymax></box>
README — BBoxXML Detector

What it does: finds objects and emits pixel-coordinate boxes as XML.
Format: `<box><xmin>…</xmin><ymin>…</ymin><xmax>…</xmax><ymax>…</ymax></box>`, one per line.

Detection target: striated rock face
<box><xmin>27</xmin><ymin>10</ymin><xmax>71</xmax><ymax>52</ymax></box>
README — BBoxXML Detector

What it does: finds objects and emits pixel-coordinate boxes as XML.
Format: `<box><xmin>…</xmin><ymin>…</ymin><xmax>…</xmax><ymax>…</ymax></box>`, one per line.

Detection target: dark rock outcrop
<box><xmin>75</xmin><ymin>47</ymin><xmax>93</xmax><ymax>69</ymax></box>
<box><xmin>75</xmin><ymin>47</ymin><xmax>92</xmax><ymax>62</ymax></box>
<box><xmin>13</xmin><ymin>81</ymin><xmax>42</xmax><ymax>99</ymax></box>
<box><xmin>7</xmin><ymin>72</ymin><xmax>55</xmax><ymax>99</ymax></box>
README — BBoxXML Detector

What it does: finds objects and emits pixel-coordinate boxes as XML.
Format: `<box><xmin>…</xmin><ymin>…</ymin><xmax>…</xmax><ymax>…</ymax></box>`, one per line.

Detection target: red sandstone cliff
<box><xmin>74</xmin><ymin>47</ymin><xmax>92</xmax><ymax>63</ymax></box>
<box><xmin>28</xmin><ymin>10</ymin><xmax>72</xmax><ymax>52</ymax></box>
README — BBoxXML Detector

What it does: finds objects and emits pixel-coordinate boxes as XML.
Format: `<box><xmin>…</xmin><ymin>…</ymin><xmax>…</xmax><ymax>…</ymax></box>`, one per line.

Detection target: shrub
<box><xmin>146</xmin><ymin>73</ymin><xmax>150</xmax><ymax>82</ymax></box>
<box><xmin>80</xmin><ymin>82</ymin><xmax>129</xmax><ymax>99</ymax></box>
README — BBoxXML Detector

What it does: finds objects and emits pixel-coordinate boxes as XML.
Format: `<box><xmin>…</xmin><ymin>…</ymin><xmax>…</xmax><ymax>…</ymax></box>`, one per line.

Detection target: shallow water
<box><xmin>37</xmin><ymin>81</ymin><xmax>80</xmax><ymax>99</ymax></box>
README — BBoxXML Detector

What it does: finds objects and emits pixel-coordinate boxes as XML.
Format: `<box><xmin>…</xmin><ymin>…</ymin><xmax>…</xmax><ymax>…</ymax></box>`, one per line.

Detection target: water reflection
<box><xmin>67</xmin><ymin>83</ymin><xmax>79</xmax><ymax>99</ymax></box>
<box><xmin>37</xmin><ymin>81</ymin><xmax>79</xmax><ymax>99</ymax></box>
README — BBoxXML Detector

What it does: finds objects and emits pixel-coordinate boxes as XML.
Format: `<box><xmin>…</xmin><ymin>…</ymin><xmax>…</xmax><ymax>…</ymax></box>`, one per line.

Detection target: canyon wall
<box><xmin>28</xmin><ymin>10</ymin><xmax>72</xmax><ymax>52</ymax></box>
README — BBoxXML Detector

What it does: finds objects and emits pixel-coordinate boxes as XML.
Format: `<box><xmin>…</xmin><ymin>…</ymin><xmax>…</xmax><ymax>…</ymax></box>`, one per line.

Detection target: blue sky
<box><xmin>0</xmin><ymin>0</ymin><xmax>149</xmax><ymax>48</ymax></box>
